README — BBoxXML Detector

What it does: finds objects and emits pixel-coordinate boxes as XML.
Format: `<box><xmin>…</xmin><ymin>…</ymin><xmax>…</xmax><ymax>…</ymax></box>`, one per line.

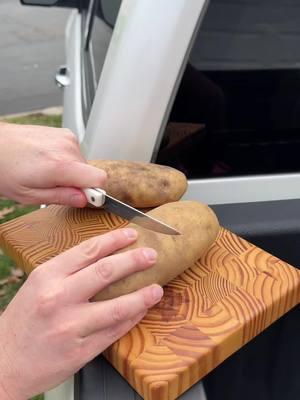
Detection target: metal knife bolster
<box><xmin>83</xmin><ymin>188</ymin><xmax>181</xmax><ymax>235</ymax></box>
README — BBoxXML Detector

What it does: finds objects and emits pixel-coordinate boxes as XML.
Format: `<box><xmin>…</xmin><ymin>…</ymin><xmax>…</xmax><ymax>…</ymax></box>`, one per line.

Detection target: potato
<box><xmin>88</xmin><ymin>160</ymin><xmax>187</xmax><ymax>207</ymax></box>
<box><xmin>94</xmin><ymin>201</ymin><xmax>219</xmax><ymax>301</ymax></box>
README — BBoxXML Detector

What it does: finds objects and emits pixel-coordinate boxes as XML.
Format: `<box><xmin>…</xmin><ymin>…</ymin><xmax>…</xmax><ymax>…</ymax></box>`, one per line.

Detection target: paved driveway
<box><xmin>0</xmin><ymin>0</ymin><xmax>70</xmax><ymax>116</ymax></box>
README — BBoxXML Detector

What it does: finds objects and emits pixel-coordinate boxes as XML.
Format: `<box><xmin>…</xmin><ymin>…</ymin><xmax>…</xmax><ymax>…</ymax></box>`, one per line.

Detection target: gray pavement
<box><xmin>0</xmin><ymin>0</ymin><xmax>70</xmax><ymax>116</ymax></box>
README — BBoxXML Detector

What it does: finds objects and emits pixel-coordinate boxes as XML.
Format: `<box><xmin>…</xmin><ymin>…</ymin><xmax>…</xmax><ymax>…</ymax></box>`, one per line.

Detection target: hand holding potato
<box><xmin>0</xmin><ymin>229</ymin><xmax>163</xmax><ymax>400</ymax></box>
<box><xmin>96</xmin><ymin>201</ymin><xmax>219</xmax><ymax>301</ymax></box>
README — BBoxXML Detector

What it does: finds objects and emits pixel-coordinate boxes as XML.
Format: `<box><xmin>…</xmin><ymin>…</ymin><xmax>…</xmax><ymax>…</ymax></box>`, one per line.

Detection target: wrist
<box><xmin>0</xmin><ymin>332</ymin><xmax>25</xmax><ymax>400</ymax></box>
<box><xmin>0</xmin><ymin>122</ymin><xmax>15</xmax><ymax>199</ymax></box>
<box><xmin>0</xmin><ymin>365</ymin><xmax>25</xmax><ymax>400</ymax></box>
<box><xmin>0</xmin><ymin>381</ymin><xmax>14</xmax><ymax>400</ymax></box>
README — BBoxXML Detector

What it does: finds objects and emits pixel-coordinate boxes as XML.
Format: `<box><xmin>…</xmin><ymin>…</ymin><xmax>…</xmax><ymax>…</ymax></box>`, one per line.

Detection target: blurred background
<box><xmin>0</xmin><ymin>0</ymin><xmax>69</xmax><ymax>116</ymax></box>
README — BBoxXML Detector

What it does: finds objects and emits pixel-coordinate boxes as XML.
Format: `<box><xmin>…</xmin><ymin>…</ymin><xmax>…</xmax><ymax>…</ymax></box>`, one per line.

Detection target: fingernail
<box><xmin>152</xmin><ymin>285</ymin><xmax>164</xmax><ymax>303</ymax></box>
<box><xmin>123</xmin><ymin>228</ymin><xmax>137</xmax><ymax>239</ymax></box>
<box><xmin>70</xmin><ymin>193</ymin><xmax>85</xmax><ymax>207</ymax></box>
<box><xmin>143</xmin><ymin>248</ymin><xmax>157</xmax><ymax>262</ymax></box>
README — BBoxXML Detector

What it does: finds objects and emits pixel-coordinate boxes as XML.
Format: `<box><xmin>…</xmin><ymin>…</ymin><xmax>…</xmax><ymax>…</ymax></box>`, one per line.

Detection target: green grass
<box><xmin>4</xmin><ymin>113</ymin><xmax>62</xmax><ymax>127</ymax></box>
<box><xmin>0</xmin><ymin>278</ymin><xmax>26</xmax><ymax>311</ymax></box>
<box><xmin>0</xmin><ymin>112</ymin><xmax>62</xmax><ymax>400</ymax></box>
<box><xmin>0</xmin><ymin>198</ymin><xmax>37</xmax><ymax>310</ymax></box>
<box><xmin>0</xmin><ymin>198</ymin><xmax>38</xmax><ymax>224</ymax></box>
<box><xmin>0</xmin><ymin>252</ymin><xmax>14</xmax><ymax>280</ymax></box>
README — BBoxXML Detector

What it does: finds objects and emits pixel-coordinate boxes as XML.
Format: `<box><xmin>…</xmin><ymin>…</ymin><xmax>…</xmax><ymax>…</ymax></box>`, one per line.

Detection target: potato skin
<box><xmin>94</xmin><ymin>201</ymin><xmax>219</xmax><ymax>301</ymax></box>
<box><xmin>88</xmin><ymin>160</ymin><xmax>187</xmax><ymax>207</ymax></box>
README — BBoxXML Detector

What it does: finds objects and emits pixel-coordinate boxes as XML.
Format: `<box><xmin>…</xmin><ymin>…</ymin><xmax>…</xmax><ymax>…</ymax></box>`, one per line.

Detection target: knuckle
<box><xmin>95</xmin><ymin>260</ymin><xmax>112</xmax><ymax>281</ymax></box>
<box><xmin>18</xmin><ymin>187</ymin><xmax>36</xmax><ymax>204</ymax></box>
<box><xmin>70</xmin><ymin>134</ymin><xmax>79</xmax><ymax>146</ymax></box>
<box><xmin>142</xmin><ymin>288</ymin><xmax>155</xmax><ymax>309</ymax></box>
<box><xmin>63</xmin><ymin>128</ymin><xmax>75</xmax><ymax>140</ymax></box>
<box><xmin>55</xmin><ymin>321</ymin><xmax>73</xmax><ymax>339</ymax></box>
<box><xmin>104</xmin><ymin>228</ymin><xmax>130</xmax><ymax>247</ymax></box>
<box><xmin>104</xmin><ymin>324</ymin><xmax>123</xmax><ymax>341</ymax></box>
<box><xmin>111</xmin><ymin>301</ymin><xmax>128</xmax><ymax>323</ymax></box>
<box><xmin>51</xmin><ymin>318</ymin><xmax>77</xmax><ymax>350</ymax></box>
<box><xmin>131</xmin><ymin>249</ymin><xmax>146</xmax><ymax>266</ymax></box>
<box><xmin>51</xmin><ymin>190</ymin><xmax>65</xmax><ymax>206</ymax></box>
<box><xmin>110</xmin><ymin>229</ymin><xmax>126</xmax><ymax>245</ymax></box>
<box><xmin>36</xmin><ymin>287</ymin><xmax>63</xmax><ymax>316</ymax></box>
<box><xmin>80</xmin><ymin>238</ymin><xmax>101</xmax><ymax>261</ymax></box>
<box><xmin>62</xmin><ymin>129</ymin><xmax>79</xmax><ymax>150</ymax></box>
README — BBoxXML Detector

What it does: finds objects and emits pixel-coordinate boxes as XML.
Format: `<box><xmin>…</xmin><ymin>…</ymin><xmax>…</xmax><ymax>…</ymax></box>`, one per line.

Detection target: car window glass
<box><xmin>156</xmin><ymin>0</ymin><xmax>300</xmax><ymax>179</ymax></box>
<box><xmin>89</xmin><ymin>0</ymin><xmax>122</xmax><ymax>87</ymax></box>
<box><xmin>81</xmin><ymin>0</ymin><xmax>122</xmax><ymax>121</ymax></box>
<box><xmin>101</xmin><ymin>0</ymin><xmax>122</xmax><ymax>27</ymax></box>
<box><xmin>90</xmin><ymin>8</ymin><xmax>113</xmax><ymax>88</ymax></box>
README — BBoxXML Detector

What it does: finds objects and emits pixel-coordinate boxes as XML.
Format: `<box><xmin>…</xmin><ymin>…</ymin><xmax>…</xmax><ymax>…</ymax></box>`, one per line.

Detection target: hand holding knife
<box><xmin>83</xmin><ymin>188</ymin><xmax>181</xmax><ymax>235</ymax></box>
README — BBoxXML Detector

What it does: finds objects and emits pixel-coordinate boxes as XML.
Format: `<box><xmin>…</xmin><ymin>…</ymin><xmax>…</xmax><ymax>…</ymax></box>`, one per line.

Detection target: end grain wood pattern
<box><xmin>0</xmin><ymin>205</ymin><xmax>299</xmax><ymax>400</ymax></box>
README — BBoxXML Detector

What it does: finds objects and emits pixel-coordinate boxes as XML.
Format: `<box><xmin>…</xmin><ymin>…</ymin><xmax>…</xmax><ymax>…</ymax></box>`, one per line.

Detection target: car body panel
<box><xmin>184</xmin><ymin>173</ymin><xmax>300</xmax><ymax>205</ymax></box>
<box><xmin>62</xmin><ymin>10</ymin><xmax>85</xmax><ymax>141</ymax></box>
<box><xmin>75</xmin><ymin>356</ymin><xmax>207</xmax><ymax>400</ymax></box>
<box><xmin>44</xmin><ymin>376</ymin><xmax>74</xmax><ymax>400</ymax></box>
<box><xmin>82</xmin><ymin>0</ymin><xmax>209</xmax><ymax>161</ymax></box>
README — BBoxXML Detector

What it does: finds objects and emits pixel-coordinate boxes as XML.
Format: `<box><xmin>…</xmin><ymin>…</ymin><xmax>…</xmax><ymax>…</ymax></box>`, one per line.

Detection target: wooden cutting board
<box><xmin>0</xmin><ymin>205</ymin><xmax>299</xmax><ymax>400</ymax></box>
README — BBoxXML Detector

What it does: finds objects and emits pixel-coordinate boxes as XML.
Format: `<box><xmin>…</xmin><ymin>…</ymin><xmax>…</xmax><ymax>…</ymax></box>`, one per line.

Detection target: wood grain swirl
<box><xmin>0</xmin><ymin>208</ymin><xmax>299</xmax><ymax>400</ymax></box>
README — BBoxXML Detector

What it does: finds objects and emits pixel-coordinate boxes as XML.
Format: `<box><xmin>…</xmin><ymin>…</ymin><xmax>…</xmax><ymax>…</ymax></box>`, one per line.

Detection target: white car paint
<box><xmin>62</xmin><ymin>10</ymin><xmax>85</xmax><ymax>141</ymax></box>
<box><xmin>82</xmin><ymin>0</ymin><xmax>209</xmax><ymax>162</ymax></box>
<box><xmin>45</xmin><ymin>376</ymin><xmax>74</xmax><ymax>400</ymax></box>
<box><xmin>185</xmin><ymin>174</ymin><xmax>300</xmax><ymax>205</ymax></box>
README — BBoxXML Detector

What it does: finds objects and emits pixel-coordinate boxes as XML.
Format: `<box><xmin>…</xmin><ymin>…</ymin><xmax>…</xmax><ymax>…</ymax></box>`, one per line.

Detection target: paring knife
<box><xmin>83</xmin><ymin>188</ymin><xmax>181</xmax><ymax>235</ymax></box>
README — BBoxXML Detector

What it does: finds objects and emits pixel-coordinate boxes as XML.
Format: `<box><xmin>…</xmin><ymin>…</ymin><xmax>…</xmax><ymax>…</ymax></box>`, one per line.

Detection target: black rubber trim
<box><xmin>20</xmin><ymin>0</ymin><xmax>78</xmax><ymax>7</ymax></box>
<box><xmin>211</xmin><ymin>198</ymin><xmax>300</xmax><ymax>268</ymax></box>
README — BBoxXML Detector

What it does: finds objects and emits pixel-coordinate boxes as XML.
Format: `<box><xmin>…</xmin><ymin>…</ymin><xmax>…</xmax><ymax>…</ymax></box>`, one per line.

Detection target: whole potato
<box><xmin>88</xmin><ymin>160</ymin><xmax>187</xmax><ymax>207</ymax></box>
<box><xmin>94</xmin><ymin>201</ymin><xmax>219</xmax><ymax>301</ymax></box>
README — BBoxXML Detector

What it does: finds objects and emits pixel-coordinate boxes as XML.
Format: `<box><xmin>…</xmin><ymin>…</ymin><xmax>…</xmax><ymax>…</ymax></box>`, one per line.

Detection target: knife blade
<box><xmin>83</xmin><ymin>188</ymin><xmax>181</xmax><ymax>235</ymax></box>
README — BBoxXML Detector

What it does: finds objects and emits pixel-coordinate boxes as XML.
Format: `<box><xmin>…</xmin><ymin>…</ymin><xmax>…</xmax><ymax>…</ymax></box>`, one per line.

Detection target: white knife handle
<box><xmin>83</xmin><ymin>188</ymin><xmax>106</xmax><ymax>207</ymax></box>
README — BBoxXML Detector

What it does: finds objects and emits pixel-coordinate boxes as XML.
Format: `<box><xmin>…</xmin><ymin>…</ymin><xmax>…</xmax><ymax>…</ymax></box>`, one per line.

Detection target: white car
<box><xmin>21</xmin><ymin>1</ymin><xmax>300</xmax><ymax>400</ymax></box>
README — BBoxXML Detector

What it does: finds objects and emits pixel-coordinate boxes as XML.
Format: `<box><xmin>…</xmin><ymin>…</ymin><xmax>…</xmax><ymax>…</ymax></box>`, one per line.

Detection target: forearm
<box><xmin>0</xmin><ymin>380</ymin><xmax>14</xmax><ymax>400</ymax></box>
<box><xmin>0</xmin><ymin>364</ymin><xmax>21</xmax><ymax>400</ymax></box>
<box><xmin>0</xmin><ymin>378</ymin><xmax>26</xmax><ymax>400</ymax></box>
<box><xmin>0</xmin><ymin>122</ymin><xmax>17</xmax><ymax>198</ymax></box>
<box><xmin>0</xmin><ymin>328</ymin><xmax>25</xmax><ymax>400</ymax></box>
